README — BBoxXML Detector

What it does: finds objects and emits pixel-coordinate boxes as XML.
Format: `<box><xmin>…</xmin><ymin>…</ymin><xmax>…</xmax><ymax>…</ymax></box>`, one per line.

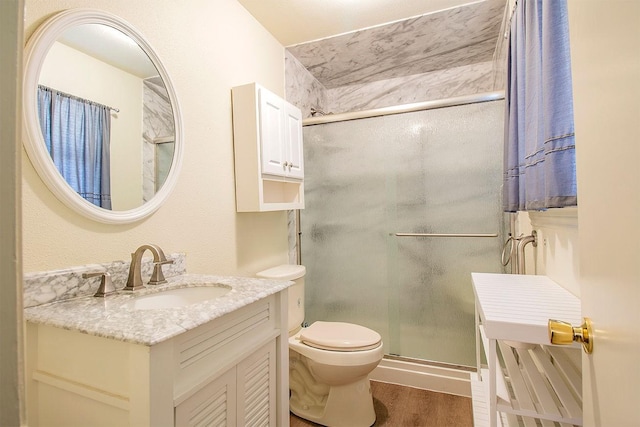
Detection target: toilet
<box><xmin>256</xmin><ymin>264</ymin><xmax>383</xmax><ymax>427</ymax></box>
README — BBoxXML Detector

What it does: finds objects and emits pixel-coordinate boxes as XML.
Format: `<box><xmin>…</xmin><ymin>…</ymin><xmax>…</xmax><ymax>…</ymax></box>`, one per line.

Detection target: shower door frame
<box><xmin>296</xmin><ymin>91</ymin><xmax>506</xmax><ymax>369</ymax></box>
<box><xmin>296</xmin><ymin>90</ymin><xmax>504</xmax><ymax>270</ymax></box>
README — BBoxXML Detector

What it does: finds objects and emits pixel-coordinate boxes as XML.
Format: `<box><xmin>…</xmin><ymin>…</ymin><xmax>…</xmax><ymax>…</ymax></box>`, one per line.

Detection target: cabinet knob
<box><xmin>548</xmin><ymin>317</ymin><xmax>593</xmax><ymax>354</ymax></box>
<box><xmin>282</xmin><ymin>161</ymin><xmax>289</xmax><ymax>170</ymax></box>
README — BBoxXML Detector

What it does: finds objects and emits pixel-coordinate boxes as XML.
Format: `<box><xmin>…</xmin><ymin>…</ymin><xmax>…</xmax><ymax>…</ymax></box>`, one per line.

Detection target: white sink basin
<box><xmin>126</xmin><ymin>285</ymin><xmax>232</xmax><ymax>310</ymax></box>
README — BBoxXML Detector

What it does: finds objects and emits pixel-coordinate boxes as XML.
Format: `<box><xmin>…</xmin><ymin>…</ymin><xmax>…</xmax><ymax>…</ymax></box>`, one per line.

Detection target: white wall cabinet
<box><xmin>232</xmin><ymin>83</ymin><xmax>304</xmax><ymax>212</ymax></box>
<box><xmin>26</xmin><ymin>293</ymin><xmax>289</xmax><ymax>427</ymax></box>
<box><xmin>471</xmin><ymin>273</ymin><xmax>583</xmax><ymax>427</ymax></box>
<box><xmin>258</xmin><ymin>88</ymin><xmax>304</xmax><ymax>180</ymax></box>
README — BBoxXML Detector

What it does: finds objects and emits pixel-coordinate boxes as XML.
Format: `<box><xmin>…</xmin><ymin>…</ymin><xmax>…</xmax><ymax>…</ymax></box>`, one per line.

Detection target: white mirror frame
<box><xmin>23</xmin><ymin>8</ymin><xmax>183</xmax><ymax>224</ymax></box>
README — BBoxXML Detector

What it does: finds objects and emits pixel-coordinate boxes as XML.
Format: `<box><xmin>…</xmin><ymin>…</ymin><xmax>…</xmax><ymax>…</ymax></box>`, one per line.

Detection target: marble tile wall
<box><xmin>287</xmin><ymin>0</ymin><xmax>504</xmax><ymax>90</ymax></box>
<box><xmin>326</xmin><ymin>61</ymin><xmax>495</xmax><ymax>114</ymax></box>
<box><xmin>285</xmin><ymin>0</ymin><xmax>506</xmax><ymax>117</ymax></box>
<box><xmin>23</xmin><ymin>253</ymin><xmax>186</xmax><ymax>308</ymax></box>
<box><xmin>142</xmin><ymin>76</ymin><xmax>175</xmax><ymax>202</ymax></box>
<box><xmin>492</xmin><ymin>6</ymin><xmax>511</xmax><ymax>92</ymax></box>
<box><xmin>285</xmin><ymin>51</ymin><xmax>329</xmax><ymax>119</ymax></box>
<box><xmin>288</xmin><ymin>59</ymin><xmax>496</xmax><ymax>117</ymax></box>
<box><xmin>287</xmin><ymin>209</ymin><xmax>298</xmax><ymax>264</ymax></box>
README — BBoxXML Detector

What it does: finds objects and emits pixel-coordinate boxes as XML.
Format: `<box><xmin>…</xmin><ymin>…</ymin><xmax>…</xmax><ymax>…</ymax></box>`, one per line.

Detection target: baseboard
<box><xmin>370</xmin><ymin>357</ymin><xmax>472</xmax><ymax>398</ymax></box>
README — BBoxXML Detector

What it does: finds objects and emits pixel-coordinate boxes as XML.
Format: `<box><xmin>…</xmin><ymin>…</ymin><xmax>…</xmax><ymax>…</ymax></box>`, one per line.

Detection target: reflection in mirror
<box><xmin>37</xmin><ymin>23</ymin><xmax>175</xmax><ymax>211</ymax></box>
<box><xmin>142</xmin><ymin>76</ymin><xmax>175</xmax><ymax>202</ymax></box>
<box><xmin>23</xmin><ymin>9</ymin><xmax>183</xmax><ymax>224</ymax></box>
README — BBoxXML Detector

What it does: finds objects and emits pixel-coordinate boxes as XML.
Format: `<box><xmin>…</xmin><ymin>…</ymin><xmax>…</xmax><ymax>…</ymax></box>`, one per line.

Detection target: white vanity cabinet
<box><xmin>174</xmin><ymin>340</ymin><xmax>276</xmax><ymax>426</ymax></box>
<box><xmin>232</xmin><ymin>83</ymin><xmax>304</xmax><ymax>212</ymax></box>
<box><xmin>25</xmin><ymin>292</ymin><xmax>289</xmax><ymax>427</ymax></box>
<box><xmin>471</xmin><ymin>273</ymin><xmax>583</xmax><ymax>427</ymax></box>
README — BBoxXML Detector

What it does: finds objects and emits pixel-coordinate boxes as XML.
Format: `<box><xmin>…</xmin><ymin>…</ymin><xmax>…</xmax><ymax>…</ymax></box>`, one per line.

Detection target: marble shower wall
<box><xmin>492</xmin><ymin>0</ymin><xmax>514</xmax><ymax>91</ymax></box>
<box><xmin>285</xmin><ymin>51</ymin><xmax>329</xmax><ymax>119</ymax></box>
<box><xmin>142</xmin><ymin>76</ymin><xmax>175</xmax><ymax>202</ymax></box>
<box><xmin>285</xmin><ymin>0</ymin><xmax>506</xmax><ymax>117</ymax></box>
<box><xmin>325</xmin><ymin>61</ymin><xmax>495</xmax><ymax>113</ymax></box>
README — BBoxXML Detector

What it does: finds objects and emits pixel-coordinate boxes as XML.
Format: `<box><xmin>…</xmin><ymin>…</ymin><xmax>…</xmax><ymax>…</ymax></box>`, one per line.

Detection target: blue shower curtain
<box><xmin>503</xmin><ymin>0</ymin><xmax>577</xmax><ymax>212</ymax></box>
<box><xmin>38</xmin><ymin>86</ymin><xmax>112</xmax><ymax>209</ymax></box>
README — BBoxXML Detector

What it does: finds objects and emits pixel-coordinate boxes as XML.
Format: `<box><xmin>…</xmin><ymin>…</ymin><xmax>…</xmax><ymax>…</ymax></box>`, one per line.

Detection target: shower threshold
<box><xmin>384</xmin><ymin>354</ymin><xmax>477</xmax><ymax>373</ymax></box>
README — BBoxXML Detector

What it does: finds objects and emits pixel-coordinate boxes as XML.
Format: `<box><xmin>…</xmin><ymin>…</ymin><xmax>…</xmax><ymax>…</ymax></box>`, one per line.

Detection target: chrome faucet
<box><xmin>123</xmin><ymin>244</ymin><xmax>174</xmax><ymax>291</ymax></box>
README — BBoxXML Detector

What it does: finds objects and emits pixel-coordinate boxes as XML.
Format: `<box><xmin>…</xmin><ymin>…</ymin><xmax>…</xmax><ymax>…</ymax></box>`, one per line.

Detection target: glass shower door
<box><xmin>300</xmin><ymin>100</ymin><xmax>504</xmax><ymax>367</ymax></box>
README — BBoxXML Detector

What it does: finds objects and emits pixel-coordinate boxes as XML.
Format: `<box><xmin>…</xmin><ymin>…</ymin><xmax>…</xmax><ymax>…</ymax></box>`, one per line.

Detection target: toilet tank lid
<box><xmin>256</xmin><ymin>264</ymin><xmax>306</xmax><ymax>280</ymax></box>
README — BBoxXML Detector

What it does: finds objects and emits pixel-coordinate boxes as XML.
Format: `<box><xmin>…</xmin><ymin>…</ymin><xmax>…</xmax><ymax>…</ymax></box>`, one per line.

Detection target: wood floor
<box><xmin>289</xmin><ymin>380</ymin><xmax>473</xmax><ymax>427</ymax></box>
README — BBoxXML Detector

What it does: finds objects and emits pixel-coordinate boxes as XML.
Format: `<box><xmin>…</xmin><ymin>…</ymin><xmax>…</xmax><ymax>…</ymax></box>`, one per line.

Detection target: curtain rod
<box><xmin>38</xmin><ymin>85</ymin><xmax>120</xmax><ymax>113</ymax></box>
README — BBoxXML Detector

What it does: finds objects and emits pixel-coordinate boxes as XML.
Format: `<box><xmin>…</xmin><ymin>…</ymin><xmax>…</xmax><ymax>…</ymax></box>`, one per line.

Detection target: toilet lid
<box><xmin>299</xmin><ymin>321</ymin><xmax>382</xmax><ymax>352</ymax></box>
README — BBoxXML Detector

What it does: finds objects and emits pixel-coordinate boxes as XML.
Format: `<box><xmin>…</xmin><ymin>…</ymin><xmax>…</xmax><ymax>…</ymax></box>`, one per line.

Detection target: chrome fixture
<box><xmin>516</xmin><ymin>230</ymin><xmax>537</xmax><ymax>275</ymax></box>
<box><xmin>394</xmin><ymin>232</ymin><xmax>498</xmax><ymax>238</ymax></box>
<box><xmin>303</xmin><ymin>91</ymin><xmax>503</xmax><ymax>126</ymax></box>
<box><xmin>83</xmin><ymin>271</ymin><xmax>117</xmax><ymax>297</ymax></box>
<box><xmin>501</xmin><ymin>230</ymin><xmax>537</xmax><ymax>274</ymax></box>
<box><xmin>310</xmin><ymin>107</ymin><xmax>331</xmax><ymax>117</ymax></box>
<box><xmin>123</xmin><ymin>244</ymin><xmax>173</xmax><ymax>291</ymax></box>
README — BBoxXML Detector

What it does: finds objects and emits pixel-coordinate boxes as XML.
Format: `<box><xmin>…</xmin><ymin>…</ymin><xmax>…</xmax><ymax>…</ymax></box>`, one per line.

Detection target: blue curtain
<box><xmin>37</xmin><ymin>86</ymin><xmax>112</xmax><ymax>209</ymax></box>
<box><xmin>503</xmin><ymin>0</ymin><xmax>577</xmax><ymax>212</ymax></box>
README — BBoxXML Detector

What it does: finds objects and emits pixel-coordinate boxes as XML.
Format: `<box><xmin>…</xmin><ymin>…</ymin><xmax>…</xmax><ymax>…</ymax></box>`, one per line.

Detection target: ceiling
<box><xmin>59</xmin><ymin>24</ymin><xmax>158</xmax><ymax>79</ymax></box>
<box><xmin>236</xmin><ymin>0</ymin><xmax>489</xmax><ymax>46</ymax></box>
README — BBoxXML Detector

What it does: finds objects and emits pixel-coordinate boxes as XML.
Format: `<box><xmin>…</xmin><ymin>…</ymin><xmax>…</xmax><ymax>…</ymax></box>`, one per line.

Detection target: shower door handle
<box><xmin>394</xmin><ymin>232</ymin><xmax>498</xmax><ymax>238</ymax></box>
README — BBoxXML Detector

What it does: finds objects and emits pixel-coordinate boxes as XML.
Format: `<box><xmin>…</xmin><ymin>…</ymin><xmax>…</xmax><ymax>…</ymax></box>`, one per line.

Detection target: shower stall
<box><xmin>299</xmin><ymin>94</ymin><xmax>506</xmax><ymax>368</ymax></box>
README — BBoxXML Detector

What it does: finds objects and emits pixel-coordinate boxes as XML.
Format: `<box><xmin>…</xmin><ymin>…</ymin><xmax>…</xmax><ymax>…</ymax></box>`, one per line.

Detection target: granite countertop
<box><xmin>24</xmin><ymin>274</ymin><xmax>293</xmax><ymax>346</ymax></box>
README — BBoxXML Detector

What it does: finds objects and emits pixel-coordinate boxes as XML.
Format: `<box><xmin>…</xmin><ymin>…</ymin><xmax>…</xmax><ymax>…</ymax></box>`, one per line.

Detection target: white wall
<box><xmin>39</xmin><ymin>41</ymin><xmax>144</xmax><ymax>210</ymax></box>
<box><xmin>23</xmin><ymin>0</ymin><xmax>289</xmax><ymax>277</ymax></box>
<box><xmin>517</xmin><ymin>209</ymin><xmax>580</xmax><ymax>297</ymax></box>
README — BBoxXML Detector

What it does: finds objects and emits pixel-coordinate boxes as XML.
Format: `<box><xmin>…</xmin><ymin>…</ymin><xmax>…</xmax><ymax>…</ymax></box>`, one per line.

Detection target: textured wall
<box><xmin>23</xmin><ymin>0</ymin><xmax>289</xmax><ymax>276</ymax></box>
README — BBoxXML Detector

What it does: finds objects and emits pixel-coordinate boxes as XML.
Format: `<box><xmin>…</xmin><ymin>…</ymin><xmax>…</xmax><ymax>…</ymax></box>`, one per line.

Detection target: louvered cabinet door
<box><xmin>236</xmin><ymin>340</ymin><xmax>276</xmax><ymax>427</ymax></box>
<box><xmin>175</xmin><ymin>368</ymin><xmax>237</xmax><ymax>427</ymax></box>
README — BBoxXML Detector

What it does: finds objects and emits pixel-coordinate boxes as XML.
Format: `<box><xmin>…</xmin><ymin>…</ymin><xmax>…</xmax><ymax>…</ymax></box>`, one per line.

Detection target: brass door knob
<box><xmin>548</xmin><ymin>318</ymin><xmax>593</xmax><ymax>354</ymax></box>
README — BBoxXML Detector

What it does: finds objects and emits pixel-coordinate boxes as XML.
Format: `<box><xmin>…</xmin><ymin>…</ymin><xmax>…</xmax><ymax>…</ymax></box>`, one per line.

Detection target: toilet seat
<box><xmin>299</xmin><ymin>321</ymin><xmax>381</xmax><ymax>352</ymax></box>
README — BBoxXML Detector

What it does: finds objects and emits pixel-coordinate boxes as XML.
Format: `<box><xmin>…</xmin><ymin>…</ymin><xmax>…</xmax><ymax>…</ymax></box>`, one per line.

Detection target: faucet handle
<box><xmin>148</xmin><ymin>259</ymin><xmax>174</xmax><ymax>285</ymax></box>
<box><xmin>83</xmin><ymin>271</ymin><xmax>117</xmax><ymax>298</ymax></box>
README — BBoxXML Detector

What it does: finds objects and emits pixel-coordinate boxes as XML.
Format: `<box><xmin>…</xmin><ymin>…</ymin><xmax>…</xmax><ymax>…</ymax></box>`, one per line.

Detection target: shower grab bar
<box><xmin>394</xmin><ymin>232</ymin><xmax>498</xmax><ymax>238</ymax></box>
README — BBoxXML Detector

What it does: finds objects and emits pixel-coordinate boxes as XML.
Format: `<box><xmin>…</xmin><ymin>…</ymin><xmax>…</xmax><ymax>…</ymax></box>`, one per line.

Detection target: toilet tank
<box><xmin>256</xmin><ymin>264</ymin><xmax>306</xmax><ymax>335</ymax></box>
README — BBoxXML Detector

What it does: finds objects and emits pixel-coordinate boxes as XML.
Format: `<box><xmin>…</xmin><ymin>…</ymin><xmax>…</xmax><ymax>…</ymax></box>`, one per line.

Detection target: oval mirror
<box><xmin>23</xmin><ymin>9</ymin><xmax>183</xmax><ymax>224</ymax></box>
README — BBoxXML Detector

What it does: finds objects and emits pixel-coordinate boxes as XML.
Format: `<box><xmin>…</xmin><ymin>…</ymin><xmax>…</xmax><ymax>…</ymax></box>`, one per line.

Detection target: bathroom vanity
<box><xmin>471</xmin><ymin>273</ymin><xmax>583</xmax><ymax>427</ymax></box>
<box><xmin>24</xmin><ymin>274</ymin><xmax>292</xmax><ymax>427</ymax></box>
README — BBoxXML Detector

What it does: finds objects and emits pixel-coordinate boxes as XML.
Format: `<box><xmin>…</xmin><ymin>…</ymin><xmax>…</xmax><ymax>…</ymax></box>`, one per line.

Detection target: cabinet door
<box><xmin>258</xmin><ymin>88</ymin><xmax>286</xmax><ymax>177</ymax></box>
<box><xmin>284</xmin><ymin>103</ymin><xmax>304</xmax><ymax>179</ymax></box>
<box><xmin>175</xmin><ymin>368</ymin><xmax>237</xmax><ymax>427</ymax></box>
<box><xmin>236</xmin><ymin>341</ymin><xmax>276</xmax><ymax>427</ymax></box>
